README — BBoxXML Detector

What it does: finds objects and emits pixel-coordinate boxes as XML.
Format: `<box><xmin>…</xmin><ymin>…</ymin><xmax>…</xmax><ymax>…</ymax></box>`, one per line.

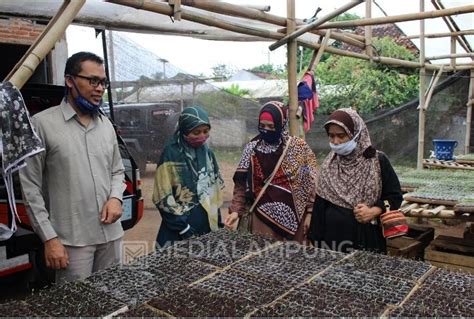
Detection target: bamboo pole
<box><xmin>417</xmin><ymin>0</ymin><xmax>426</xmax><ymax>170</ymax></box>
<box><xmin>277</xmin><ymin>26</ymin><xmax>366</xmax><ymax>48</ymax></box>
<box><xmin>269</xmin><ymin>0</ymin><xmax>364</xmax><ymax>51</ymax></box>
<box><xmin>403</xmin><ymin>29</ymin><xmax>474</xmax><ymax>40</ymax></box>
<box><xmin>466</xmin><ymin>69</ymin><xmax>473</xmax><ymax>154</ymax></box>
<box><xmin>426</xmin><ymin>53</ymin><xmax>474</xmax><ymax>61</ymax></box>
<box><xmin>307</xmin><ymin>30</ymin><xmax>332</xmax><ymax>72</ymax></box>
<box><xmin>311</xmin><ymin>5</ymin><xmax>474</xmax><ymax>30</ymax></box>
<box><xmin>365</xmin><ymin>0</ymin><xmax>373</xmax><ymax>59</ymax></box>
<box><xmin>451</xmin><ymin>36</ymin><xmax>456</xmax><ymax>70</ymax></box>
<box><xmin>287</xmin><ymin>0</ymin><xmax>299</xmax><ymax>137</ymax></box>
<box><xmin>6</xmin><ymin>0</ymin><xmax>86</xmax><ymax>88</ymax></box>
<box><xmin>422</xmin><ymin>66</ymin><xmax>444</xmax><ymax>111</ymax></box>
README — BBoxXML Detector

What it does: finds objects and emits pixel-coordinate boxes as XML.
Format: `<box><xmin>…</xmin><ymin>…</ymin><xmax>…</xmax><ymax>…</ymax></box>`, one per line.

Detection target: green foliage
<box><xmin>222</xmin><ymin>84</ymin><xmax>250</xmax><ymax>97</ymax></box>
<box><xmin>211</xmin><ymin>64</ymin><xmax>235</xmax><ymax>80</ymax></box>
<box><xmin>250</xmin><ymin>63</ymin><xmax>284</xmax><ymax>75</ymax></box>
<box><xmin>315</xmin><ymin>37</ymin><xmax>419</xmax><ymax>114</ymax></box>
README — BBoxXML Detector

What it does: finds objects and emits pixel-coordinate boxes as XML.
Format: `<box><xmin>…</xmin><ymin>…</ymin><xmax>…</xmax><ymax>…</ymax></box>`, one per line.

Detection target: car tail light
<box><xmin>135</xmin><ymin>168</ymin><xmax>141</xmax><ymax>190</ymax></box>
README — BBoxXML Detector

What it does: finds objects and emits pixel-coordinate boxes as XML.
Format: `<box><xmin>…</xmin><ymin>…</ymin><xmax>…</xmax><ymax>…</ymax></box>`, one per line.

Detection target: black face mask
<box><xmin>259</xmin><ymin>128</ymin><xmax>281</xmax><ymax>144</ymax></box>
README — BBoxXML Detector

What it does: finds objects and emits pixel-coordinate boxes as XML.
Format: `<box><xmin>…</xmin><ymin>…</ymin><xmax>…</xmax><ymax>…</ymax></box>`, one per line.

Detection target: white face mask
<box><xmin>329</xmin><ymin>130</ymin><xmax>361</xmax><ymax>156</ymax></box>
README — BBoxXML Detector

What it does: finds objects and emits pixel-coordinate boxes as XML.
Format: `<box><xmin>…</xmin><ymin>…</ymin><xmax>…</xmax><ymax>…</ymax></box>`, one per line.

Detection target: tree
<box><xmin>211</xmin><ymin>64</ymin><xmax>235</xmax><ymax>80</ymax></box>
<box><xmin>249</xmin><ymin>63</ymin><xmax>285</xmax><ymax>78</ymax></box>
<box><xmin>221</xmin><ymin>84</ymin><xmax>250</xmax><ymax>97</ymax></box>
<box><xmin>315</xmin><ymin>37</ymin><xmax>419</xmax><ymax>114</ymax></box>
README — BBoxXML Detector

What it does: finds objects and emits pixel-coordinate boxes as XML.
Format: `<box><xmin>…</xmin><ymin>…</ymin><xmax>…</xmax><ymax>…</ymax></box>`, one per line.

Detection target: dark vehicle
<box><xmin>103</xmin><ymin>102</ymin><xmax>180</xmax><ymax>172</ymax></box>
<box><xmin>0</xmin><ymin>84</ymin><xmax>144</xmax><ymax>290</ymax></box>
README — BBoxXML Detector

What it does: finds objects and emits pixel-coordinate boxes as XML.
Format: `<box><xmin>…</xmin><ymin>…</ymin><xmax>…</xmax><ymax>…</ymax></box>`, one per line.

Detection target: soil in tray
<box><xmin>22</xmin><ymin>281</ymin><xmax>126</xmax><ymax>317</ymax></box>
<box><xmin>83</xmin><ymin>264</ymin><xmax>186</xmax><ymax>306</ymax></box>
<box><xmin>251</xmin><ymin>281</ymin><xmax>387</xmax><ymax>317</ymax></box>
<box><xmin>232</xmin><ymin>243</ymin><xmax>346</xmax><ymax>285</ymax></box>
<box><xmin>337</xmin><ymin>250</ymin><xmax>432</xmax><ymax>282</ymax></box>
<box><xmin>313</xmin><ymin>266</ymin><xmax>415</xmax><ymax>305</ymax></box>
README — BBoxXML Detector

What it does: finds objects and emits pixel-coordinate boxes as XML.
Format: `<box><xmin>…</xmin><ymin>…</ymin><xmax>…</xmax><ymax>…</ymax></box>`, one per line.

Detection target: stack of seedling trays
<box><xmin>398</xmin><ymin>168</ymin><xmax>474</xmax><ymax>220</ymax></box>
<box><xmin>1</xmin><ymin>229</ymin><xmax>473</xmax><ymax>317</ymax></box>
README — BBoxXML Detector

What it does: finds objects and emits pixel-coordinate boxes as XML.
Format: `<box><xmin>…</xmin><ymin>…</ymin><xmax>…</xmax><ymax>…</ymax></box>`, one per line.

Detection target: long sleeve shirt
<box><xmin>19</xmin><ymin>100</ymin><xmax>125</xmax><ymax>246</ymax></box>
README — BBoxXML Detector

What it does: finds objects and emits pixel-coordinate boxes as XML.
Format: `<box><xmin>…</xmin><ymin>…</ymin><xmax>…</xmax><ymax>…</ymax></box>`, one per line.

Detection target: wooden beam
<box><xmin>417</xmin><ymin>0</ymin><xmax>426</xmax><ymax>170</ymax></box>
<box><xmin>426</xmin><ymin>53</ymin><xmax>474</xmax><ymax>61</ymax></box>
<box><xmin>5</xmin><ymin>0</ymin><xmax>86</xmax><ymax>88</ymax></box>
<box><xmin>403</xmin><ymin>29</ymin><xmax>474</xmax><ymax>40</ymax></box>
<box><xmin>287</xmin><ymin>0</ymin><xmax>298</xmax><ymax>137</ymax></box>
<box><xmin>312</xmin><ymin>4</ymin><xmax>474</xmax><ymax>30</ymax></box>
<box><xmin>269</xmin><ymin>0</ymin><xmax>364</xmax><ymax>51</ymax></box>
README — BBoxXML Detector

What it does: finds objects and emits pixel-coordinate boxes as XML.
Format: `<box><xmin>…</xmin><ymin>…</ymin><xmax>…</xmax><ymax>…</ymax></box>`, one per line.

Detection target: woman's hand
<box><xmin>303</xmin><ymin>213</ymin><xmax>312</xmax><ymax>235</ymax></box>
<box><xmin>224</xmin><ymin>212</ymin><xmax>239</xmax><ymax>229</ymax></box>
<box><xmin>353</xmin><ymin>203</ymin><xmax>382</xmax><ymax>224</ymax></box>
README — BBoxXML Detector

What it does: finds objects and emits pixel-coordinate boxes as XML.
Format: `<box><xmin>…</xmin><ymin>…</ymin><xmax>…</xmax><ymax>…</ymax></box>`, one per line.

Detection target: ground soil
<box><xmin>124</xmin><ymin>162</ymin><xmax>467</xmax><ymax>255</ymax></box>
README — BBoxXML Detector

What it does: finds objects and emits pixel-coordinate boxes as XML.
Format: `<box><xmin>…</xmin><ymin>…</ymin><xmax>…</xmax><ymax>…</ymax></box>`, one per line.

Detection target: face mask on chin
<box><xmin>68</xmin><ymin>77</ymin><xmax>101</xmax><ymax>115</ymax></box>
<box><xmin>184</xmin><ymin>134</ymin><xmax>209</xmax><ymax>148</ymax></box>
<box><xmin>259</xmin><ymin>128</ymin><xmax>281</xmax><ymax>144</ymax></box>
<box><xmin>329</xmin><ymin>130</ymin><xmax>361</xmax><ymax>156</ymax></box>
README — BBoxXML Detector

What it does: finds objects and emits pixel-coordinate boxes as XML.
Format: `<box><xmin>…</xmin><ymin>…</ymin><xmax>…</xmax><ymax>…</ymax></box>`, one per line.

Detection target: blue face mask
<box><xmin>329</xmin><ymin>130</ymin><xmax>361</xmax><ymax>156</ymax></box>
<box><xmin>68</xmin><ymin>77</ymin><xmax>101</xmax><ymax>115</ymax></box>
<box><xmin>259</xmin><ymin>128</ymin><xmax>281</xmax><ymax>144</ymax></box>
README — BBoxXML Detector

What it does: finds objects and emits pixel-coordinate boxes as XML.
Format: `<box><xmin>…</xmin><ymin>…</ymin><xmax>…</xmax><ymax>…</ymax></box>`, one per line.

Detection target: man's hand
<box><xmin>101</xmin><ymin>197</ymin><xmax>122</xmax><ymax>224</ymax></box>
<box><xmin>353</xmin><ymin>203</ymin><xmax>382</xmax><ymax>224</ymax></box>
<box><xmin>224</xmin><ymin>212</ymin><xmax>239</xmax><ymax>229</ymax></box>
<box><xmin>44</xmin><ymin>237</ymin><xmax>69</xmax><ymax>269</ymax></box>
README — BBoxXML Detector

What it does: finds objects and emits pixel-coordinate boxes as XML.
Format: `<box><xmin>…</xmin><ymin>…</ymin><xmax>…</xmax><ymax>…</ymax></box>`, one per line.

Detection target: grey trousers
<box><xmin>55</xmin><ymin>237</ymin><xmax>122</xmax><ymax>283</ymax></box>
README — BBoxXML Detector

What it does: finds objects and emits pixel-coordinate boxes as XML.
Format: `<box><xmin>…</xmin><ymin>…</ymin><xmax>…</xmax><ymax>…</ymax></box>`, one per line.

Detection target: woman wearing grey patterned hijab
<box><xmin>308</xmin><ymin>108</ymin><xmax>402</xmax><ymax>253</ymax></box>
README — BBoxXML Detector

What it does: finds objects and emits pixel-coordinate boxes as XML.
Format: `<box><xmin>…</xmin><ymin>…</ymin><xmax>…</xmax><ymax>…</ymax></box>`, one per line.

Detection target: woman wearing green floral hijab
<box><xmin>152</xmin><ymin>106</ymin><xmax>224</xmax><ymax>247</ymax></box>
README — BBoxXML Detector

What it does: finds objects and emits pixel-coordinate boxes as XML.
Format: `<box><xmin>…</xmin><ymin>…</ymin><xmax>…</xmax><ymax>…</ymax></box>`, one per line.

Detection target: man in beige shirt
<box><xmin>20</xmin><ymin>52</ymin><xmax>125</xmax><ymax>282</ymax></box>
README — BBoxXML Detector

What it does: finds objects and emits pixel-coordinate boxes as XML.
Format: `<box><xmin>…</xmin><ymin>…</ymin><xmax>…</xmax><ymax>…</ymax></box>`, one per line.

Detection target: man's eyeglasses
<box><xmin>74</xmin><ymin>74</ymin><xmax>110</xmax><ymax>89</ymax></box>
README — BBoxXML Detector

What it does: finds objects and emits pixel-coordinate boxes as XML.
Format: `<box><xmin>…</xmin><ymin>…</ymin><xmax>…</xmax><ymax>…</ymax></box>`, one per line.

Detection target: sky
<box><xmin>66</xmin><ymin>0</ymin><xmax>473</xmax><ymax>77</ymax></box>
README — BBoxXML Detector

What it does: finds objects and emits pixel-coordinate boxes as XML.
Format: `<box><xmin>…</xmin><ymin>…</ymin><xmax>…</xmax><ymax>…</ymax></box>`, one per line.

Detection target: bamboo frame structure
<box><xmin>103</xmin><ymin>0</ymin><xmax>474</xmax><ymax>154</ymax></box>
<box><xmin>311</xmin><ymin>4</ymin><xmax>474</xmax><ymax>30</ymax></box>
<box><xmin>307</xmin><ymin>30</ymin><xmax>332</xmax><ymax>72</ymax></box>
<box><xmin>5</xmin><ymin>0</ymin><xmax>86</xmax><ymax>88</ymax></box>
<box><xmin>432</xmin><ymin>0</ymin><xmax>473</xmax><ymax>54</ymax></box>
<box><xmin>426</xmin><ymin>53</ymin><xmax>474</xmax><ymax>61</ymax></box>
<box><xmin>403</xmin><ymin>29</ymin><xmax>474</xmax><ymax>39</ymax></box>
<box><xmin>179</xmin><ymin>0</ymin><xmax>367</xmax><ymax>49</ymax></box>
<box><xmin>269</xmin><ymin>0</ymin><xmax>363</xmax><ymax>51</ymax></box>
<box><xmin>422</xmin><ymin>66</ymin><xmax>444</xmax><ymax>111</ymax></box>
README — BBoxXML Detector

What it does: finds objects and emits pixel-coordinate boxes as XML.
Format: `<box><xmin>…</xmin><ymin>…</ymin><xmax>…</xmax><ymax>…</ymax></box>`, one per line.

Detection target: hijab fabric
<box><xmin>316</xmin><ymin>108</ymin><xmax>382</xmax><ymax>210</ymax></box>
<box><xmin>152</xmin><ymin>106</ymin><xmax>223</xmax><ymax>230</ymax></box>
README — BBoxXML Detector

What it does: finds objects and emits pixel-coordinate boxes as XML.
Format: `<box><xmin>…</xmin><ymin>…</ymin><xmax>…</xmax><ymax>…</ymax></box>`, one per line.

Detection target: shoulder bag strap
<box><xmin>249</xmin><ymin>136</ymin><xmax>292</xmax><ymax>213</ymax></box>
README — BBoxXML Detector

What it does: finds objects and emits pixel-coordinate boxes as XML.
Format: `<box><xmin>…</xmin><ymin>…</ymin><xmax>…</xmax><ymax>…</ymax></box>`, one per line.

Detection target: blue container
<box><xmin>432</xmin><ymin>139</ymin><xmax>458</xmax><ymax>160</ymax></box>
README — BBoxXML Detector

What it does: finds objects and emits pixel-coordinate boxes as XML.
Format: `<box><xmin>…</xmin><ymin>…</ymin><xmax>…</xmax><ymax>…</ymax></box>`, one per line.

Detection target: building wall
<box><xmin>0</xmin><ymin>17</ymin><xmax>68</xmax><ymax>85</ymax></box>
<box><xmin>0</xmin><ymin>17</ymin><xmax>44</xmax><ymax>45</ymax></box>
